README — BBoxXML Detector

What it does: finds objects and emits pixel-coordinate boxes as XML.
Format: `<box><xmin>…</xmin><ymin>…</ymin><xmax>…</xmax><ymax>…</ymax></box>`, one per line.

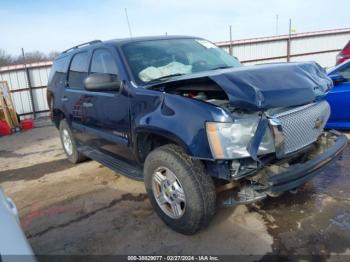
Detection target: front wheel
<box><xmin>144</xmin><ymin>144</ymin><xmax>216</xmax><ymax>234</ymax></box>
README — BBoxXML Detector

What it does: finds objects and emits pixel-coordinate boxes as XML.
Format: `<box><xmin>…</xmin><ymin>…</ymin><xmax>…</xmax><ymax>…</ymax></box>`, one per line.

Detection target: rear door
<box><xmin>62</xmin><ymin>51</ymin><xmax>91</xmax><ymax>143</ymax></box>
<box><xmin>81</xmin><ymin>48</ymin><xmax>135</xmax><ymax>163</ymax></box>
<box><xmin>327</xmin><ymin>63</ymin><xmax>350</xmax><ymax>126</ymax></box>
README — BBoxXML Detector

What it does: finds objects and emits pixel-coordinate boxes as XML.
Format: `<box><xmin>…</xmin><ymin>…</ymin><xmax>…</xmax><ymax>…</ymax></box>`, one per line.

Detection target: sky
<box><xmin>0</xmin><ymin>0</ymin><xmax>349</xmax><ymax>55</ymax></box>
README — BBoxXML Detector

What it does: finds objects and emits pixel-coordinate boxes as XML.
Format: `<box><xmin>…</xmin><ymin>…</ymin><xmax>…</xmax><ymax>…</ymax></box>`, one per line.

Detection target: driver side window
<box><xmin>90</xmin><ymin>49</ymin><xmax>119</xmax><ymax>82</ymax></box>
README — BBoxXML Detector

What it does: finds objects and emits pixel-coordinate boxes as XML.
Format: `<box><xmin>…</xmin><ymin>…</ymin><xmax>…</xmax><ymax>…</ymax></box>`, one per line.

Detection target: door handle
<box><xmin>83</xmin><ymin>102</ymin><xmax>94</xmax><ymax>108</ymax></box>
<box><xmin>61</xmin><ymin>97</ymin><xmax>69</xmax><ymax>102</ymax></box>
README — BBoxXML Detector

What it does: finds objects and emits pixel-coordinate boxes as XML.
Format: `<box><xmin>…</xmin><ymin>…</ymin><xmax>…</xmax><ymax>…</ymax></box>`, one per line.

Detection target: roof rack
<box><xmin>62</xmin><ymin>40</ymin><xmax>102</xmax><ymax>54</ymax></box>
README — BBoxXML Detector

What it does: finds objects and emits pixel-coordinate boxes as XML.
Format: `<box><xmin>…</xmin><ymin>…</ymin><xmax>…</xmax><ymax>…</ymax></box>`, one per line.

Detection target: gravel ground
<box><xmin>0</xmin><ymin>120</ymin><xmax>350</xmax><ymax>260</ymax></box>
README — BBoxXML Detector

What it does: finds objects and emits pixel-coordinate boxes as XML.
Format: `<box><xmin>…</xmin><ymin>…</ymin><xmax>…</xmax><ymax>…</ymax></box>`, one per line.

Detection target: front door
<box><xmin>80</xmin><ymin>48</ymin><xmax>135</xmax><ymax>163</ymax></box>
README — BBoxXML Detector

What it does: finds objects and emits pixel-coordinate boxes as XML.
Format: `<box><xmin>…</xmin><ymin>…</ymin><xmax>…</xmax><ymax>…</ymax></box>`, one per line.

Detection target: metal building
<box><xmin>216</xmin><ymin>27</ymin><xmax>350</xmax><ymax>67</ymax></box>
<box><xmin>0</xmin><ymin>27</ymin><xmax>349</xmax><ymax>119</ymax></box>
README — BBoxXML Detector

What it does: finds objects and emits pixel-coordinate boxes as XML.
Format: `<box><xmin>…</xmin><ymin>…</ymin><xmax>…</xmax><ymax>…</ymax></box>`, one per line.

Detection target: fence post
<box><xmin>287</xmin><ymin>19</ymin><xmax>292</xmax><ymax>62</ymax></box>
<box><xmin>21</xmin><ymin>48</ymin><xmax>36</xmax><ymax>119</ymax></box>
<box><xmin>229</xmin><ymin>25</ymin><xmax>233</xmax><ymax>55</ymax></box>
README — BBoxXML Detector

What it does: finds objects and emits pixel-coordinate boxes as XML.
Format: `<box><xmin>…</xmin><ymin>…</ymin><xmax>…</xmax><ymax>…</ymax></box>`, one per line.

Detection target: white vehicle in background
<box><xmin>0</xmin><ymin>188</ymin><xmax>36</xmax><ymax>262</ymax></box>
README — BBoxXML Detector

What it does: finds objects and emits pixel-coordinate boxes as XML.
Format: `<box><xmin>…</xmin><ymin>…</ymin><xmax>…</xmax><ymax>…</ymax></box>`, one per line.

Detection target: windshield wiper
<box><xmin>147</xmin><ymin>73</ymin><xmax>186</xmax><ymax>84</ymax></box>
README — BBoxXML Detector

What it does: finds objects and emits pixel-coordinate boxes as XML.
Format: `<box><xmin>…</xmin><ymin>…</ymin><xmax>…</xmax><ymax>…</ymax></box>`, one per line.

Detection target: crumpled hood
<box><xmin>149</xmin><ymin>61</ymin><xmax>333</xmax><ymax>111</ymax></box>
<box><xmin>208</xmin><ymin>61</ymin><xmax>332</xmax><ymax>110</ymax></box>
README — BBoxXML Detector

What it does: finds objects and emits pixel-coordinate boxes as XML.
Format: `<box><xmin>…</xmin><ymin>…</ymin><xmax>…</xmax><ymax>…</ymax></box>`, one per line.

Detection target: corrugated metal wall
<box><xmin>216</xmin><ymin>28</ymin><xmax>350</xmax><ymax>67</ymax></box>
<box><xmin>0</xmin><ymin>61</ymin><xmax>52</xmax><ymax>119</ymax></box>
<box><xmin>0</xmin><ymin>28</ymin><xmax>349</xmax><ymax>119</ymax></box>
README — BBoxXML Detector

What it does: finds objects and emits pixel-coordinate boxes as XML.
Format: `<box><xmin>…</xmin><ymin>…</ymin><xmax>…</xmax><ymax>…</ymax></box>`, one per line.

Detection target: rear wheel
<box><xmin>144</xmin><ymin>144</ymin><xmax>216</xmax><ymax>234</ymax></box>
<box><xmin>59</xmin><ymin>119</ymin><xmax>86</xmax><ymax>164</ymax></box>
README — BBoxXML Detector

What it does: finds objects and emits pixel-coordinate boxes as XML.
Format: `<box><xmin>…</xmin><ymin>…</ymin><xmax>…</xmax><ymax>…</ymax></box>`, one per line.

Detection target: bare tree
<box><xmin>0</xmin><ymin>49</ymin><xmax>60</xmax><ymax>67</ymax></box>
<box><xmin>18</xmin><ymin>50</ymin><xmax>47</xmax><ymax>64</ymax></box>
<box><xmin>48</xmin><ymin>51</ymin><xmax>60</xmax><ymax>60</ymax></box>
<box><xmin>0</xmin><ymin>49</ymin><xmax>13</xmax><ymax>66</ymax></box>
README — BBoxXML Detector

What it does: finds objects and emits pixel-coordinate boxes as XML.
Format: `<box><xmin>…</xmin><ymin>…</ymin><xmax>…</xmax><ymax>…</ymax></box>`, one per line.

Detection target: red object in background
<box><xmin>336</xmin><ymin>41</ymin><xmax>350</xmax><ymax>65</ymax></box>
<box><xmin>20</xmin><ymin>119</ymin><xmax>33</xmax><ymax>130</ymax></box>
<box><xmin>0</xmin><ymin>120</ymin><xmax>11</xmax><ymax>135</ymax></box>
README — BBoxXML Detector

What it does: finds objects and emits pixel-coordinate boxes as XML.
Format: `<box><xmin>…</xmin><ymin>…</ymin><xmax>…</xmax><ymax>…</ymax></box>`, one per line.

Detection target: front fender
<box><xmin>130</xmin><ymin>90</ymin><xmax>232</xmax><ymax>159</ymax></box>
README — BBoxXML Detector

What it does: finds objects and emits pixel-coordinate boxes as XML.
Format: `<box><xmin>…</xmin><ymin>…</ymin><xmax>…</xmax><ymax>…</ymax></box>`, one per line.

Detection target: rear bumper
<box><xmin>265</xmin><ymin>131</ymin><xmax>348</xmax><ymax>193</ymax></box>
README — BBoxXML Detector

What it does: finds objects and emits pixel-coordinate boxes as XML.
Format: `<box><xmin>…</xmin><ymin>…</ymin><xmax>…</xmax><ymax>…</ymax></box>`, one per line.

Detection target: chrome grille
<box><xmin>271</xmin><ymin>101</ymin><xmax>330</xmax><ymax>155</ymax></box>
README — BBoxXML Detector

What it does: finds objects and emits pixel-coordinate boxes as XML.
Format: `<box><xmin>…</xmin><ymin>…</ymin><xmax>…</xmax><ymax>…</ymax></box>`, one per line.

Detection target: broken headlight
<box><xmin>206</xmin><ymin>119</ymin><xmax>275</xmax><ymax>159</ymax></box>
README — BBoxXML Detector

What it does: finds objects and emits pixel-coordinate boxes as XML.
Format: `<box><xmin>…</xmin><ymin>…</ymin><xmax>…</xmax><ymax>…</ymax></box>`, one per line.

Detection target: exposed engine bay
<box><xmin>164</xmin><ymin>81</ymin><xmax>228</xmax><ymax>104</ymax></box>
<box><xmin>157</xmin><ymin>80</ymin><xmax>244</xmax><ymax>115</ymax></box>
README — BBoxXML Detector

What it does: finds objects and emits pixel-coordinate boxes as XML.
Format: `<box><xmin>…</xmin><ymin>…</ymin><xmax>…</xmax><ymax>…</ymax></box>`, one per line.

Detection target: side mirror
<box><xmin>84</xmin><ymin>73</ymin><xmax>120</xmax><ymax>91</ymax></box>
<box><xmin>329</xmin><ymin>73</ymin><xmax>347</xmax><ymax>86</ymax></box>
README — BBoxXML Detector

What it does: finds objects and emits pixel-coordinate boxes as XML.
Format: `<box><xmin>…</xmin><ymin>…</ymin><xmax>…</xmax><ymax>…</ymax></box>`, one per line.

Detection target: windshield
<box><xmin>121</xmin><ymin>38</ymin><xmax>241</xmax><ymax>85</ymax></box>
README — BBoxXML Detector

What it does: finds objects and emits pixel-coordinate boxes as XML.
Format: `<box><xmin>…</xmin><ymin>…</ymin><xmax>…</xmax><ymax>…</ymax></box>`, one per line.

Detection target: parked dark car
<box><xmin>47</xmin><ymin>36</ymin><xmax>347</xmax><ymax>234</ymax></box>
<box><xmin>326</xmin><ymin>59</ymin><xmax>350</xmax><ymax>129</ymax></box>
<box><xmin>336</xmin><ymin>41</ymin><xmax>350</xmax><ymax>65</ymax></box>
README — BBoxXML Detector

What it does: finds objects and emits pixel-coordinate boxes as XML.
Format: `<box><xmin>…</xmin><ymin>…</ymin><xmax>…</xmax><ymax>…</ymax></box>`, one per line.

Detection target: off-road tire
<box><xmin>59</xmin><ymin>119</ymin><xmax>87</xmax><ymax>164</ymax></box>
<box><xmin>144</xmin><ymin>144</ymin><xmax>216</xmax><ymax>234</ymax></box>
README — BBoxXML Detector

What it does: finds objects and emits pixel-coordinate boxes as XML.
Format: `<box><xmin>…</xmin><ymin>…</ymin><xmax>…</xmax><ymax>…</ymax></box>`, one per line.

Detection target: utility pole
<box><xmin>287</xmin><ymin>18</ymin><xmax>292</xmax><ymax>62</ymax></box>
<box><xmin>21</xmin><ymin>48</ymin><xmax>36</xmax><ymax>119</ymax></box>
<box><xmin>124</xmin><ymin>8</ymin><xmax>133</xmax><ymax>37</ymax></box>
<box><xmin>229</xmin><ymin>25</ymin><xmax>233</xmax><ymax>55</ymax></box>
<box><xmin>275</xmin><ymin>14</ymin><xmax>279</xmax><ymax>35</ymax></box>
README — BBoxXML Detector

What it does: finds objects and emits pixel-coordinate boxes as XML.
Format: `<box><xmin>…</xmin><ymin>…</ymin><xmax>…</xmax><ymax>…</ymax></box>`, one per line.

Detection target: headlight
<box><xmin>206</xmin><ymin>119</ymin><xmax>275</xmax><ymax>159</ymax></box>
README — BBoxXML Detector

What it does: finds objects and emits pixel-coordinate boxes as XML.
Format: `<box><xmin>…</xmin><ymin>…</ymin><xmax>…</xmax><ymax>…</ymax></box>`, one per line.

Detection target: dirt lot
<box><xmin>1</xmin><ymin>121</ymin><xmax>350</xmax><ymax>260</ymax></box>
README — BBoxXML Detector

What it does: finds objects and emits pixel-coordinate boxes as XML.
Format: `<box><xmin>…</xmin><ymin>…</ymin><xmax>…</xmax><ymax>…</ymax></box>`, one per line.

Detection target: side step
<box><xmin>78</xmin><ymin>146</ymin><xmax>143</xmax><ymax>181</ymax></box>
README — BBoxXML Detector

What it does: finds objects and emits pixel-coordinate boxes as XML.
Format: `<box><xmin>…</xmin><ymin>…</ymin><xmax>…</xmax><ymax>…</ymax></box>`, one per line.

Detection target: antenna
<box><xmin>124</xmin><ymin>8</ymin><xmax>133</xmax><ymax>38</ymax></box>
<box><xmin>275</xmin><ymin>14</ymin><xmax>279</xmax><ymax>35</ymax></box>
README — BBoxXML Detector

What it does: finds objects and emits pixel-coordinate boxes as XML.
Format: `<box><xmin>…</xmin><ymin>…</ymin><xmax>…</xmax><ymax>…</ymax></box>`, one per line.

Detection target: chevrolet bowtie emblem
<box><xmin>314</xmin><ymin>117</ymin><xmax>324</xmax><ymax>129</ymax></box>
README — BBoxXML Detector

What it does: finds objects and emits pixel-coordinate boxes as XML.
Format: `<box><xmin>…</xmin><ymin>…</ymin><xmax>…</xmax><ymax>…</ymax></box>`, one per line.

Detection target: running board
<box><xmin>78</xmin><ymin>146</ymin><xmax>143</xmax><ymax>181</ymax></box>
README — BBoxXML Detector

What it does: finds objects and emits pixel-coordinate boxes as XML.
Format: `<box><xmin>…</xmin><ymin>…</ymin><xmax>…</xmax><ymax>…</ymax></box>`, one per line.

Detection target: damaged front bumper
<box><xmin>261</xmin><ymin>130</ymin><xmax>347</xmax><ymax>193</ymax></box>
<box><xmin>222</xmin><ymin>131</ymin><xmax>348</xmax><ymax>206</ymax></box>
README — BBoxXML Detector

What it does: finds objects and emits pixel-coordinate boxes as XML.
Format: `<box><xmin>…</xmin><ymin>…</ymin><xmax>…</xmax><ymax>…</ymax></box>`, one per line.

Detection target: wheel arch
<box><xmin>47</xmin><ymin>90</ymin><xmax>67</xmax><ymax>129</ymax></box>
<box><xmin>134</xmin><ymin>128</ymin><xmax>191</xmax><ymax>163</ymax></box>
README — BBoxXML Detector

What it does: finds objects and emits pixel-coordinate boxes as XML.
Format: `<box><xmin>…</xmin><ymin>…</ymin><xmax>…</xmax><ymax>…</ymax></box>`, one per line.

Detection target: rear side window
<box><xmin>68</xmin><ymin>52</ymin><xmax>89</xmax><ymax>89</ymax></box>
<box><xmin>90</xmin><ymin>49</ymin><xmax>118</xmax><ymax>80</ymax></box>
<box><xmin>48</xmin><ymin>56</ymin><xmax>70</xmax><ymax>87</ymax></box>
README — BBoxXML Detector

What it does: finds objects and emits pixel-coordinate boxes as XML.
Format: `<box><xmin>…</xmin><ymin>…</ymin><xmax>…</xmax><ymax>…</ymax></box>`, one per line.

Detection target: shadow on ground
<box><xmin>0</xmin><ymin>158</ymin><xmax>74</xmax><ymax>183</ymax></box>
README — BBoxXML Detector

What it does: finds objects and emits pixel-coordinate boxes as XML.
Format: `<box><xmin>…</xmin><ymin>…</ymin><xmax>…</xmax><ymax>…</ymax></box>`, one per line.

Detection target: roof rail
<box><xmin>62</xmin><ymin>40</ymin><xmax>102</xmax><ymax>54</ymax></box>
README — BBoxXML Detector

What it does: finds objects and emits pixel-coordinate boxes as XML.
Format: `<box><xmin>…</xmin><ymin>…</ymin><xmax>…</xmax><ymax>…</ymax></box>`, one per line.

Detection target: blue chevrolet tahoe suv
<box><xmin>47</xmin><ymin>36</ymin><xmax>347</xmax><ymax>234</ymax></box>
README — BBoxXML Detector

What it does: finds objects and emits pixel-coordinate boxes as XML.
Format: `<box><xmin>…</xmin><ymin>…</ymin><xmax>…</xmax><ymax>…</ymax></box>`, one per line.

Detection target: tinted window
<box><xmin>338</xmin><ymin>65</ymin><xmax>350</xmax><ymax>82</ymax></box>
<box><xmin>48</xmin><ymin>56</ymin><xmax>70</xmax><ymax>87</ymax></box>
<box><xmin>90</xmin><ymin>49</ymin><xmax>118</xmax><ymax>80</ymax></box>
<box><xmin>68</xmin><ymin>52</ymin><xmax>89</xmax><ymax>89</ymax></box>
